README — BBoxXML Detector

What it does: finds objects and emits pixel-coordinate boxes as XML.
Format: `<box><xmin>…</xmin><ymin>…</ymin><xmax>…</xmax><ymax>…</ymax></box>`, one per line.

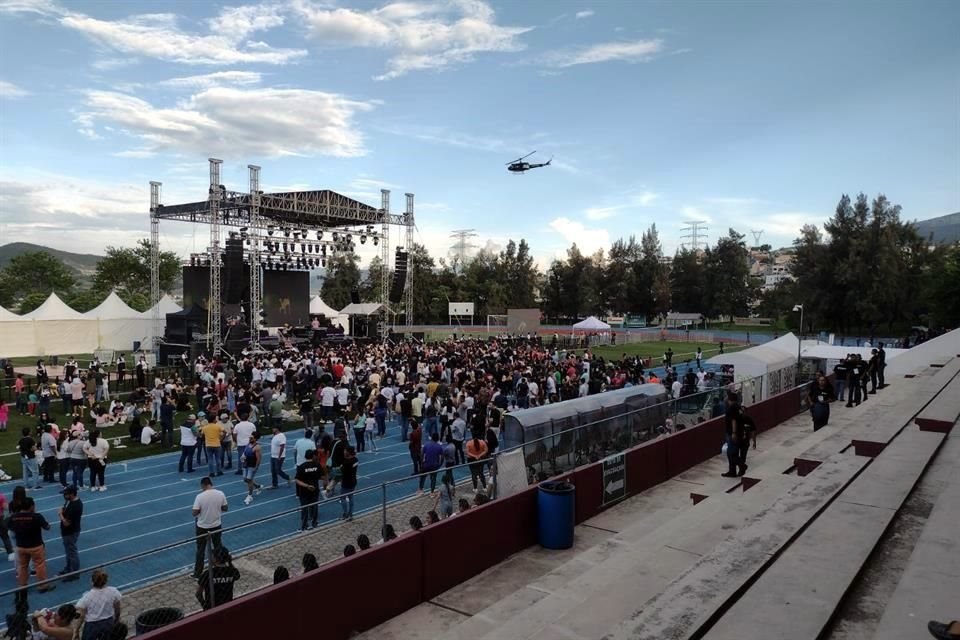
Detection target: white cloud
<box><xmin>0</xmin><ymin>80</ymin><xmax>29</xmax><ymax>98</ymax></box>
<box><xmin>680</xmin><ymin>205</ymin><xmax>711</xmax><ymax>223</ymax></box>
<box><xmin>584</xmin><ymin>206</ymin><xmax>620</xmax><ymax>221</ymax></box>
<box><xmin>291</xmin><ymin>0</ymin><xmax>532</xmax><ymax>80</ymax></box>
<box><xmin>575</xmin><ymin>10</ymin><xmax>594</xmax><ymax>19</ymax></box>
<box><xmin>548</xmin><ymin>217</ymin><xmax>610</xmax><ymax>255</ymax></box>
<box><xmin>634</xmin><ymin>190</ymin><xmax>659</xmax><ymax>206</ymax></box>
<box><xmin>703</xmin><ymin>196</ymin><xmax>765</xmax><ymax>206</ymax></box>
<box><xmin>544</xmin><ymin>39</ymin><xmax>663</xmax><ymax>68</ymax></box>
<box><xmin>157</xmin><ymin>71</ymin><xmax>263</xmax><ymax>90</ymax></box>
<box><xmin>7</xmin><ymin>1</ymin><xmax>307</xmax><ymax>65</ymax></box>
<box><xmin>77</xmin><ymin>86</ymin><xmax>376</xmax><ymax>158</ymax></box>
<box><xmin>583</xmin><ymin>190</ymin><xmax>659</xmax><ymax>220</ymax></box>
<box><xmin>112</xmin><ymin>149</ymin><xmax>156</xmax><ymax>158</ymax></box>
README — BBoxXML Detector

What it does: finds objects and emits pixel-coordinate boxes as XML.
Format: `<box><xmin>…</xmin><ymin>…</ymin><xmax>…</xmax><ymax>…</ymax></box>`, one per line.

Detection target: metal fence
<box><xmin>0</xmin><ymin>374</ymin><xmax>784</xmax><ymax>637</ymax></box>
<box><xmin>1</xmin><ymin>366</ymin><xmax>184</xmax><ymax>405</ymax></box>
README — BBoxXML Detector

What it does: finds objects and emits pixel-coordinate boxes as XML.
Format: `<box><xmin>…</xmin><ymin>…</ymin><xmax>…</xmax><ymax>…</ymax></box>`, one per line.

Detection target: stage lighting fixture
<box><xmin>346</xmin><ymin>234</ymin><xmax>352</xmax><ymax>242</ymax></box>
<box><xmin>360</xmin><ymin>235</ymin><xmax>367</xmax><ymax>244</ymax></box>
<box><xmin>317</xmin><ymin>230</ymin><xmax>323</xmax><ymax>240</ymax></box>
<box><xmin>239</xmin><ymin>227</ymin><xmax>248</xmax><ymax>233</ymax></box>
<box><xmin>321</xmin><ymin>259</ymin><xmax>326</xmax><ymax>268</ymax></box>
<box><xmin>301</xmin><ymin>244</ymin><xmax>307</xmax><ymax>254</ymax></box>
<box><xmin>373</xmin><ymin>237</ymin><xmax>379</xmax><ymax>245</ymax></box>
<box><xmin>190</xmin><ymin>256</ymin><xmax>196</xmax><ymax>266</ymax></box>
<box><xmin>333</xmin><ymin>232</ymin><xmax>339</xmax><ymax>241</ymax></box>
<box><xmin>284</xmin><ymin>228</ymin><xmax>291</xmax><ymax>238</ymax></box>
<box><xmin>267</xmin><ymin>225</ymin><xmax>275</xmax><ymax>236</ymax></box>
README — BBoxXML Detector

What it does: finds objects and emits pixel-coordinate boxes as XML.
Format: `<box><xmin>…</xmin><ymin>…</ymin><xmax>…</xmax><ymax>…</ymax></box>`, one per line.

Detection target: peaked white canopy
<box><xmin>310</xmin><ymin>295</ymin><xmax>340</xmax><ymax>317</ymax></box>
<box><xmin>572</xmin><ymin>316</ymin><xmax>611</xmax><ymax>331</ymax></box>
<box><xmin>23</xmin><ymin>293</ymin><xmax>87</xmax><ymax>320</ymax></box>
<box><xmin>84</xmin><ymin>291</ymin><xmax>141</xmax><ymax>319</ymax></box>
<box><xmin>0</xmin><ymin>305</ymin><xmax>21</xmax><ymax>321</ymax></box>
<box><xmin>141</xmin><ymin>294</ymin><xmax>182</xmax><ymax>318</ymax></box>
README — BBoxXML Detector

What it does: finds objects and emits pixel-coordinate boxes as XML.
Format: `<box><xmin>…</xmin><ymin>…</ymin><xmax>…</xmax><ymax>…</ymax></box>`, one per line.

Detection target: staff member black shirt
<box><xmin>9</xmin><ymin>512</ymin><xmax>50</xmax><ymax>548</ymax></box>
<box><xmin>61</xmin><ymin>499</ymin><xmax>83</xmax><ymax>536</ymax></box>
<box><xmin>295</xmin><ymin>460</ymin><xmax>321</xmax><ymax>499</ymax></box>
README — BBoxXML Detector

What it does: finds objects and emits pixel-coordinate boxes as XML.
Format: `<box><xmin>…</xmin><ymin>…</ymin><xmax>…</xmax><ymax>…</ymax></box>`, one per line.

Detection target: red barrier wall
<box><xmin>145</xmin><ymin>384</ymin><xmax>808</xmax><ymax>640</ymax></box>
<box><xmin>421</xmin><ymin>485</ymin><xmax>539</xmax><ymax>600</ymax></box>
<box><xmin>143</xmin><ymin>530</ymin><xmax>424</xmax><ymax>640</ymax></box>
<box><xmin>625</xmin><ymin>438</ymin><xmax>668</xmax><ymax>495</ymax></box>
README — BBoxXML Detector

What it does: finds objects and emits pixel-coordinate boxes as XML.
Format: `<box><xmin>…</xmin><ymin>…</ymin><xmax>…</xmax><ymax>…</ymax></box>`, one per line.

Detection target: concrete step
<box><xmin>872</xmin><ymin>429</ymin><xmax>960</xmax><ymax>640</ymax></box>
<box><xmin>467</xmin><ymin>471</ymin><xmax>806</xmax><ymax>640</ymax></box>
<box><xmin>603</xmin><ymin>455</ymin><xmax>869</xmax><ymax>640</ymax></box>
<box><xmin>705</xmin><ymin>428</ymin><xmax>946</xmax><ymax>640</ymax></box>
<box><xmin>915</xmin><ymin>374</ymin><xmax>960</xmax><ymax>434</ymax></box>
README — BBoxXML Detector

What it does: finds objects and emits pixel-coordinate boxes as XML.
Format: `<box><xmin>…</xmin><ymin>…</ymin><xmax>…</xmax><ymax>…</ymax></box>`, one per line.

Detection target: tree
<box><xmin>636</xmin><ymin>224</ymin><xmax>665</xmax><ymax>316</ymax></box>
<box><xmin>92</xmin><ymin>239</ymin><xmax>179</xmax><ymax>311</ymax></box>
<box><xmin>360</xmin><ymin>255</ymin><xmax>387</xmax><ymax>303</ymax></box>
<box><xmin>928</xmin><ymin>244</ymin><xmax>960</xmax><ymax>328</ymax></box>
<box><xmin>0</xmin><ymin>251</ymin><xmax>77</xmax><ymax>311</ymax></box>
<box><xmin>603</xmin><ymin>236</ymin><xmax>639</xmax><ymax>315</ymax></box>
<box><xmin>669</xmin><ymin>249</ymin><xmax>704</xmax><ymax>314</ymax></box>
<box><xmin>703</xmin><ymin>229</ymin><xmax>755</xmax><ymax>321</ymax></box>
<box><xmin>407</xmin><ymin>243</ymin><xmax>439</xmax><ymax>323</ymax></box>
<box><xmin>320</xmin><ymin>252</ymin><xmax>361</xmax><ymax>311</ymax></box>
<box><xmin>499</xmin><ymin>239</ymin><xmax>538</xmax><ymax>309</ymax></box>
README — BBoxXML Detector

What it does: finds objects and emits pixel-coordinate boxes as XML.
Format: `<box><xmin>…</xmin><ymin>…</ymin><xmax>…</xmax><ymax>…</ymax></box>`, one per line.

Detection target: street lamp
<box><xmin>793</xmin><ymin>304</ymin><xmax>804</xmax><ymax>382</ymax></box>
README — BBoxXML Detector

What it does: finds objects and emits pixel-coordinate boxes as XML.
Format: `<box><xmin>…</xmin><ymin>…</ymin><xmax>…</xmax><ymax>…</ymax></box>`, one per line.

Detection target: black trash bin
<box><xmin>537</xmin><ymin>480</ymin><xmax>575</xmax><ymax>549</ymax></box>
<box><xmin>135</xmin><ymin>607</ymin><xmax>183</xmax><ymax>635</ymax></box>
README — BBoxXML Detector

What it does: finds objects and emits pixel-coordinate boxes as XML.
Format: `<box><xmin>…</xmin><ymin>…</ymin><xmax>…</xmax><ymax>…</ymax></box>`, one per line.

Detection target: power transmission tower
<box><xmin>679</xmin><ymin>220</ymin><xmax>708</xmax><ymax>252</ymax></box>
<box><xmin>750</xmin><ymin>229</ymin><xmax>765</xmax><ymax>248</ymax></box>
<box><xmin>450</xmin><ymin>229</ymin><xmax>478</xmax><ymax>270</ymax></box>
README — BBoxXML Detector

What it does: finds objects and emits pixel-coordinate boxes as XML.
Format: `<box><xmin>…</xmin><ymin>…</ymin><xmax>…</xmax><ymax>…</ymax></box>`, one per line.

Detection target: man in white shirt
<box><xmin>269</xmin><ymin>426</ymin><xmax>291</xmax><ymax>489</ymax></box>
<box><xmin>318</xmin><ymin>384</ymin><xmax>336</xmax><ymax>420</ymax></box>
<box><xmin>335</xmin><ymin>383</ymin><xmax>350</xmax><ymax>413</ymax></box>
<box><xmin>191</xmin><ymin>476</ymin><xmax>227</xmax><ymax>578</ymax></box>
<box><xmin>232</xmin><ymin>417</ymin><xmax>257</xmax><ymax>475</ymax></box>
<box><xmin>671</xmin><ymin>379</ymin><xmax>683</xmax><ymax>398</ymax></box>
<box><xmin>140</xmin><ymin>423</ymin><xmax>159</xmax><ymax>445</ymax></box>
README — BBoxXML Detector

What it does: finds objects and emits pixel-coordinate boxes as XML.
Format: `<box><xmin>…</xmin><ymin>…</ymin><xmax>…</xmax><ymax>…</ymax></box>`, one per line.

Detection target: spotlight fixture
<box><xmin>284</xmin><ymin>228</ymin><xmax>291</xmax><ymax>238</ymax></box>
<box><xmin>321</xmin><ymin>258</ymin><xmax>326</xmax><ymax>268</ymax></box>
<box><xmin>267</xmin><ymin>225</ymin><xmax>275</xmax><ymax>236</ymax></box>
<box><xmin>317</xmin><ymin>230</ymin><xmax>323</xmax><ymax>240</ymax></box>
<box><xmin>373</xmin><ymin>237</ymin><xmax>379</xmax><ymax>245</ymax></box>
<box><xmin>360</xmin><ymin>235</ymin><xmax>367</xmax><ymax>244</ymax></box>
<box><xmin>333</xmin><ymin>232</ymin><xmax>339</xmax><ymax>241</ymax></box>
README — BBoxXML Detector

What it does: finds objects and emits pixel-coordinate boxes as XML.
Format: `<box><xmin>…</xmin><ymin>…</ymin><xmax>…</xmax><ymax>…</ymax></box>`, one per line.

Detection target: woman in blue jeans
<box><xmin>374</xmin><ymin>397</ymin><xmax>388</xmax><ymax>438</ymax></box>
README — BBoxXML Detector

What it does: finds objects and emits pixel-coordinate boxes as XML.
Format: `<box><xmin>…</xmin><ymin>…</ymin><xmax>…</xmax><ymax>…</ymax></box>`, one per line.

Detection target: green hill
<box><xmin>0</xmin><ymin>242</ymin><xmax>103</xmax><ymax>280</ymax></box>
<box><xmin>914</xmin><ymin>212</ymin><xmax>960</xmax><ymax>245</ymax></box>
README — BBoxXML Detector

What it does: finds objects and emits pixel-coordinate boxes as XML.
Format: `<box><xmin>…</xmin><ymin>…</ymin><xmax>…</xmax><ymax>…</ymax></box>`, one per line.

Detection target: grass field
<box><xmin>0</xmin><ymin>405</ymin><xmax>305</xmax><ymax>481</ymax></box>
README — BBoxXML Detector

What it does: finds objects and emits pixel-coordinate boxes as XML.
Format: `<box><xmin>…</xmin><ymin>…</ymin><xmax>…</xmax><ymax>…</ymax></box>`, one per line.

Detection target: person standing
<box><xmin>18</xmin><ymin>427</ymin><xmax>40</xmax><ymax>490</ymax></box>
<box><xmin>466</xmin><ymin>434</ymin><xmax>488</xmax><ymax>493</ymax></box>
<box><xmin>57</xmin><ymin>485</ymin><xmax>83</xmax><ymax>581</ymax></box>
<box><xmin>200</xmin><ymin>416</ymin><xmax>224</xmax><ymax>477</ymax></box>
<box><xmin>76</xmin><ymin>569</ymin><xmax>122</xmax><ymax>640</ymax></box>
<box><xmin>868</xmin><ymin>349</ymin><xmax>880</xmax><ymax>395</ymax></box>
<box><xmin>9</xmin><ymin>496</ymin><xmax>55</xmax><ymax>592</ymax></box>
<box><xmin>191</xmin><ymin>476</ymin><xmax>227</xmax><ymax>579</ymax></box>
<box><xmin>67</xmin><ymin>432</ymin><xmax>87</xmax><ymax>488</ymax></box>
<box><xmin>241</xmin><ymin>434</ymin><xmax>263</xmax><ymax>505</ymax></box>
<box><xmin>41</xmin><ymin>424</ymin><xmax>58</xmax><ymax>485</ymax></box>
<box><xmin>269</xmin><ymin>426</ymin><xmax>291</xmax><ymax>489</ymax></box>
<box><xmin>877</xmin><ymin>343</ymin><xmax>888</xmax><ymax>389</ymax></box>
<box><xmin>218</xmin><ymin>412</ymin><xmax>233</xmax><ymax>471</ymax></box>
<box><xmin>451</xmin><ymin>413</ymin><xmax>466</xmax><ymax>465</ymax></box>
<box><xmin>232</xmin><ymin>413</ymin><xmax>256</xmax><ymax>475</ymax></box>
<box><xmin>82</xmin><ymin>430</ymin><xmax>109</xmax><ymax>492</ymax></box>
<box><xmin>352</xmin><ymin>412</ymin><xmax>366</xmax><ymax>453</ymax></box>
<box><xmin>808</xmin><ymin>373</ymin><xmax>835</xmax><ymax>431</ymax></box>
<box><xmin>294</xmin><ymin>449</ymin><xmax>321</xmax><ymax>531</ymax></box>
<box><xmin>833</xmin><ymin>357</ymin><xmax>849</xmax><ymax>403</ymax></box>
<box><xmin>196</xmin><ymin>546</ymin><xmax>240</xmax><ymax>611</ymax></box>
<box><xmin>419</xmin><ymin>432</ymin><xmax>444</xmax><ymax>494</ymax></box>
<box><xmin>294</xmin><ymin>428</ymin><xmax>315</xmax><ymax>467</ymax></box>
<box><xmin>409</xmin><ymin>420</ymin><xmax>423</xmax><ymax>476</ymax></box>
<box><xmin>179</xmin><ymin>415</ymin><xmax>199</xmax><ymax>473</ymax></box>
<box><xmin>159</xmin><ymin>395</ymin><xmax>175</xmax><ymax>448</ymax></box>
<box><xmin>723</xmin><ymin>390</ymin><xmax>747</xmax><ymax>477</ymax></box>
<box><xmin>115</xmin><ymin>353</ymin><xmax>126</xmax><ymax>389</ymax></box>
<box><xmin>339</xmin><ymin>446</ymin><xmax>358</xmax><ymax>521</ymax></box>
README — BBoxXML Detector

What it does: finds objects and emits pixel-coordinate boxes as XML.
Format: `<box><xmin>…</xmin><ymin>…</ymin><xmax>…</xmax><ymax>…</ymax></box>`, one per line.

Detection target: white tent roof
<box><xmin>340</xmin><ymin>303</ymin><xmax>383</xmax><ymax>316</ymax></box>
<box><xmin>23</xmin><ymin>293</ymin><xmax>86</xmax><ymax>320</ymax></box>
<box><xmin>800</xmin><ymin>343</ymin><xmax>906</xmax><ymax>361</ymax></box>
<box><xmin>886</xmin><ymin>328</ymin><xmax>960</xmax><ymax>375</ymax></box>
<box><xmin>141</xmin><ymin>294</ymin><xmax>182</xmax><ymax>318</ymax></box>
<box><xmin>709</xmin><ymin>345</ymin><xmax>795</xmax><ymax>368</ymax></box>
<box><xmin>0</xmin><ymin>305</ymin><xmax>22</xmax><ymax>321</ymax></box>
<box><xmin>310</xmin><ymin>295</ymin><xmax>345</xmax><ymax>318</ymax></box>
<box><xmin>759</xmin><ymin>332</ymin><xmax>801</xmax><ymax>357</ymax></box>
<box><xmin>573</xmin><ymin>316</ymin><xmax>611</xmax><ymax>331</ymax></box>
<box><xmin>84</xmin><ymin>291</ymin><xmax>141</xmax><ymax>319</ymax></box>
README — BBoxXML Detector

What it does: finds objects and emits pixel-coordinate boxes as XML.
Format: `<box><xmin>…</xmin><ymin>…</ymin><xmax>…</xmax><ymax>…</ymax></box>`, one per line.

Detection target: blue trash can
<box><xmin>537</xmin><ymin>480</ymin><xmax>575</xmax><ymax>549</ymax></box>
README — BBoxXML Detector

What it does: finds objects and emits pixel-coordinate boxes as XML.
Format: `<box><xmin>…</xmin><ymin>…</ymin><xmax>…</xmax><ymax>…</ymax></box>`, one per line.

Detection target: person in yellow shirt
<box><xmin>200</xmin><ymin>419</ymin><xmax>225</xmax><ymax>477</ymax></box>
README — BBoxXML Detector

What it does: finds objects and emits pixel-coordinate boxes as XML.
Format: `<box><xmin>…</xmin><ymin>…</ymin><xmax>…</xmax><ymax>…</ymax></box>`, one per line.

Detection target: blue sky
<box><xmin>1</xmin><ymin>0</ymin><xmax>958</xmax><ymax>267</ymax></box>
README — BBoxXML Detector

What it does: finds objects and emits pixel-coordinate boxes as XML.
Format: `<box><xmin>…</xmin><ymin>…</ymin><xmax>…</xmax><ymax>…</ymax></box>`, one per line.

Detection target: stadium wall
<box><xmin>142</xmin><ymin>385</ymin><xmax>807</xmax><ymax>640</ymax></box>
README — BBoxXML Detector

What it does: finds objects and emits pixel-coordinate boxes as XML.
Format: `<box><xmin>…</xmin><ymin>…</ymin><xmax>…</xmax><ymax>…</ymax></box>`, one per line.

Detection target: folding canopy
<box><xmin>0</xmin><ymin>305</ymin><xmax>37</xmax><ymax>357</ymax></box>
<box><xmin>572</xmin><ymin>316</ymin><xmax>611</xmax><ymax>332</ymax></box>
<box><xmin>84</xmin><ymin>292</ymin><xmax>152</xmax><ymax>351</ymax></box>
<box><xmin>22</xmin><ymin>293</ymin><xmax>98</xmax><ymax>356</ymax></box>
<box><xmin>310</xmin><ymin>295</ymin><xmax>348</xmax><ymax>330</ymax></box>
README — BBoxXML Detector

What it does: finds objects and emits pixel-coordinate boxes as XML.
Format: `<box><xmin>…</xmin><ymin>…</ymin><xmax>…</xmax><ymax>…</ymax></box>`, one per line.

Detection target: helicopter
<box><xmin>506</xmin><ymin>151</ymin><xmax>552</xmax><ymax>173</ymax></box>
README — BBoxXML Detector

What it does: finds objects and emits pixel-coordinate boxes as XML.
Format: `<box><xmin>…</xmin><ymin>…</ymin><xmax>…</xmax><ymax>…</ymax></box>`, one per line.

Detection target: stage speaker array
<box><xmin>224</xmin><ymin>237</ymin><xmax>247</xmax><ymax>304</ymax></box>
<box><xmin>390</xmin><ymin>250</ymin><xmax>408</xmax><ymax>304</ymax></box>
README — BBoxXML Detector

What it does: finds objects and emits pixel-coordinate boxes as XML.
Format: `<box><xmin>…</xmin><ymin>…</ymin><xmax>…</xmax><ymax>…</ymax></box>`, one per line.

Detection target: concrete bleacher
<box><xmin>915</xmin><ymin>373</ymin><xmax>960</xmax><ymax>434</ymax></box>
<box><xmin>356</xmin><ymin>351</ymin><xmax>959</xmax><ymax>640</ymax></box>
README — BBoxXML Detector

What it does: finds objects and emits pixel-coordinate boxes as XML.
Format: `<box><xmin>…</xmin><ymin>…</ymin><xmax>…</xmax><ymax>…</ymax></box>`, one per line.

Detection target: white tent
<box><xmin>0</xmin><ymin>305</ymin><xmax>37</xmax><ymax>357</ymax></box>
<box><xmin>340</xmin><ymin>303</ymin><xmax>384</xmax><ymax>316</ymax></box>
<box><xmin>84</xmin><ymin>292</ymin><xmax>152</xmax><ymax>351</ymax></box>
<box><xmin>140</xmin><ymin>294</ymin><xmax>182</xmax><ymax>319</ymax></box>
<box><xmin>572</xmin><ymin>316</ymin><xmax>611</xmax><ymax>332</ymax></box>
<box><xmin>707</xmin><ymin>333</ymin><xmax>799</xmax><ymax>400</ymax></box>
<box><xmin>310</xmin><ymin>295</ymin><xmax>349</xmax><ymax>330</ymax></box>
<box><xmin>21</xmin><ymin>293</ymin><xmax>98</xmax><ymax>356</ymax></box>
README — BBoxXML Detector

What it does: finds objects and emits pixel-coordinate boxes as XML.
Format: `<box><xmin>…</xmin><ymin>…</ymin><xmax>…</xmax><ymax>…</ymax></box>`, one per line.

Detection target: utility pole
<box><xmin>679</xmin><ymin>220</ymin><xmax>708</xmax><ymax>252</ymax></box>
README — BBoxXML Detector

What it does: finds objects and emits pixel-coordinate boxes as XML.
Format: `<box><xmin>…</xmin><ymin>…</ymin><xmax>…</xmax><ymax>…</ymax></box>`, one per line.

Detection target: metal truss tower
<box><xmin>404</xmin><ymin>193</ymin><xmax>415</xmax><ymax>326</ymax></box>
<box><xmin>248</xmin><ymin>165</ymin><xmax>262</xmax><ymax>352</ymax></box>
<box><xmin>149</xmin><ymin>181</ymin><xmax>162</xmax><ymax>350</ymax></box>
<box><xmin>207</xmin><ymin>158</ymin><xmax>223</xmax><ymax>356</ymax></box>
<box><xmin>750</xmin><ymin>229</ymin><xmax>765</xmax><ymax>248</ymax></box>
<box><xmin>679</xmin><ymin>220</ymin><xmax>709</xmax><ymax>253</ymax></box>
<box><xmin>379</xmin><ymin>189</ymin><xmax>391</xmax><ymax>339</ymax></box>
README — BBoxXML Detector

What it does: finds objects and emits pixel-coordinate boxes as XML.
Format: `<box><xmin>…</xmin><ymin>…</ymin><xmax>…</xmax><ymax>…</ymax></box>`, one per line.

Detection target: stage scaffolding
<box><xmin>149</xmin><ymin>159</ymin><xmax>415</xmax><ymax>355</ymax></box>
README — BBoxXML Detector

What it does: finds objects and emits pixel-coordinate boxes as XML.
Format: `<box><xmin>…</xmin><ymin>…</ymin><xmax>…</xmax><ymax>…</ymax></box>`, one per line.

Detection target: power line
<box><xmin>449</xmin><ymin>229</ymin><xmax>478</xmax><ymax>269</ymax></box>
<box><xmin>679</xmin><ymin>220</ymin><xmax>708</xmax><ymax>252</ymax></box>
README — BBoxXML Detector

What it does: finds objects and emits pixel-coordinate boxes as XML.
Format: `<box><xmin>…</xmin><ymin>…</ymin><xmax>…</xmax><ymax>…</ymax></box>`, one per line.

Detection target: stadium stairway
<box><xmin>357</xmin><ymin>356</ymin><xmax>959</xmax><ymax>640</ymax></box>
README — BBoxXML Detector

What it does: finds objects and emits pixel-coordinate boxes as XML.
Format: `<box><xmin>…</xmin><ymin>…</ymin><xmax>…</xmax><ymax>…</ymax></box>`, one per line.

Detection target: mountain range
<box><xmin>0</xmin><ymin>242</ymin><xmax>103</xmax><ymax>281</ymax></box>
<box><xmin>913</xmin><ymin>212</ymin><xmax>960</xmax><ymax>245</ymax></box>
